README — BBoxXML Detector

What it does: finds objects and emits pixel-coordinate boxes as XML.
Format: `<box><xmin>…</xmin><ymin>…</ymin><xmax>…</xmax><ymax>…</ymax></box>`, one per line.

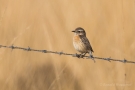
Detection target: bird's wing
<box><xmin>80</xmin><ymin>36</ymin><xmax>94</xmax><ymax>52</ymax></box>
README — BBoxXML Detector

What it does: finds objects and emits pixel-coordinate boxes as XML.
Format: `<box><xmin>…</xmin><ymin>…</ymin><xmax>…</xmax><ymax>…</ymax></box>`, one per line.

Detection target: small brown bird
<box><xmin>72</xmin><ymin>27</ymin><xmax>94</xmax><ymax>58</ymax></box>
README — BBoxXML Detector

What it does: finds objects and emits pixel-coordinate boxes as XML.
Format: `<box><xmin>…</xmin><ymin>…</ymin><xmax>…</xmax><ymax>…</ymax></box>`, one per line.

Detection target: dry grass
<box><xmin>0</xmin><ymin>0</ymin><xmax>135</xmax><ymax>90</ymax></box>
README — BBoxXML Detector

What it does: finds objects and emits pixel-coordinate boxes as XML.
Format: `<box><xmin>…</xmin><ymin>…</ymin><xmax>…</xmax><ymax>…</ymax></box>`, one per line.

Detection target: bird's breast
<box><xmin>73</xmin><ymin>35</ymin><xmax>87</xmax><ymax>53</ymax></box>
<box><xmin>73</xmin><ymin>35</ymin><xmax>80</xmax><ymax>42</ymax></box>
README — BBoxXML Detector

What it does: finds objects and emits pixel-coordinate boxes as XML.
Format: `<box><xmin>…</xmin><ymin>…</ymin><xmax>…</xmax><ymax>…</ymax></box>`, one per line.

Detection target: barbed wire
<box><xmin>0</xmin><ymin>44</ymin><xmax>134</xmax><ymax>64</ymax></box>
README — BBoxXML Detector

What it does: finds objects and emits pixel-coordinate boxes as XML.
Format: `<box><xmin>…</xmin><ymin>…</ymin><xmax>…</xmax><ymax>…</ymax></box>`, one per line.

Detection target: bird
<box><xmin>72</xmin><ymin>27</ymin><xmax>94</xmax><ymax>58</ymax></box>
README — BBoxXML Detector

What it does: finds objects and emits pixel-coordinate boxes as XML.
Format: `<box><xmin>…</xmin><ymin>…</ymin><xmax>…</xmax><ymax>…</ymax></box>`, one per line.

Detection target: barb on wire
<box><xmin>0</xmin><ymin>44</ymin><xmax>135</xmax><ymax>64</ymax></box>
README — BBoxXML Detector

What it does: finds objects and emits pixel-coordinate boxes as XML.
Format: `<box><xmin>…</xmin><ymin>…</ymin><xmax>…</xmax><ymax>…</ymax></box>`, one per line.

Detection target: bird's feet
<box><xmin>73</xmin><ymin>53</ymin><xmax>84</xmax><ymax>58</ymax></box>
<box><xmin>78</xmin><ymin>54</ymin><xmax>85</xmax><ymax>58</ymax></box>
<box><xmin>74</xmin><ymin>54</ymin><xmax>85</xmax><ymax>58</ymax></box>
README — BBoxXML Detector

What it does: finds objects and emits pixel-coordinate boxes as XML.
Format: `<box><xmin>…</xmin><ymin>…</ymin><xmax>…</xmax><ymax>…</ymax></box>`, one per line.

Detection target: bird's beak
<box><xmin>72</xmin><ymin>30</ymin><xmax>75</xmax><ymax>32</ymax></box>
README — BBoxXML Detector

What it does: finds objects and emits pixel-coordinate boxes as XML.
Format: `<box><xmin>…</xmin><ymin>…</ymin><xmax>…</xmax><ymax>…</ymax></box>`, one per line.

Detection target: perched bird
<box><xmin>72</xmin><ymin>27</ymin><xmax>94</xmax><ymax>58</ymax></box>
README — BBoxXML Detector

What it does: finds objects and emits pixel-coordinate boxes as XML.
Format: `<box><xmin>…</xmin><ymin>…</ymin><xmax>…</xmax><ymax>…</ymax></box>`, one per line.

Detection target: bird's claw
<box><xmin>76</xmin><ymin>54</ymin><xmax>84</xmax><ymax>58</ymax></box>
<box><xmin>79</xmin><ymin>54</ymin><xmax>85</xmax><ymax>58</ymax></box>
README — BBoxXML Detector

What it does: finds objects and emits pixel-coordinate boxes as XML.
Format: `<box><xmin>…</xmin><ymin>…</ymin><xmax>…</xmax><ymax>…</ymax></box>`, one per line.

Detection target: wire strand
<box><xmin>0</xmin><ymin>44</ymin><xmax>134</xmax><ymax>64</ymax></box>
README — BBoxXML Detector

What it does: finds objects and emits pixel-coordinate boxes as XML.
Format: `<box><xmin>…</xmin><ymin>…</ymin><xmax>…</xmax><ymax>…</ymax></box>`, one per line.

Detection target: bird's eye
<box><xmin>78</xmin><ymin>31</ymin><xmax>81</xmax><ymax>33</ymax></box>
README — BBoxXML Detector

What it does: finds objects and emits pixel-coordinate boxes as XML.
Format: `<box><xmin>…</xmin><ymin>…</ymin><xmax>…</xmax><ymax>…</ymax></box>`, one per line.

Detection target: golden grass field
<box><xmin>0</xmin><ymin>0</ymin><xmax>135</xmax><ymax>90</ymax></box>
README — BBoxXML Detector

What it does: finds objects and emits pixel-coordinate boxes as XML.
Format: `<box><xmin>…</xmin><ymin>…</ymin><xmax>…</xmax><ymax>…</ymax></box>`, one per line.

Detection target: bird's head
<box><xmin>72</xmin><ymin>27</ymin><xmax>86</xmax><ymax>36</ymax></box>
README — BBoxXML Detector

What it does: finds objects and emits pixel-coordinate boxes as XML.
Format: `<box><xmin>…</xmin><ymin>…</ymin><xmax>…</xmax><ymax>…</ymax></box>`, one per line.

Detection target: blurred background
<box><xmin>0</xmin><ymin>0</ymin><xmax>135</xmax><ymax>90</ymax></box>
